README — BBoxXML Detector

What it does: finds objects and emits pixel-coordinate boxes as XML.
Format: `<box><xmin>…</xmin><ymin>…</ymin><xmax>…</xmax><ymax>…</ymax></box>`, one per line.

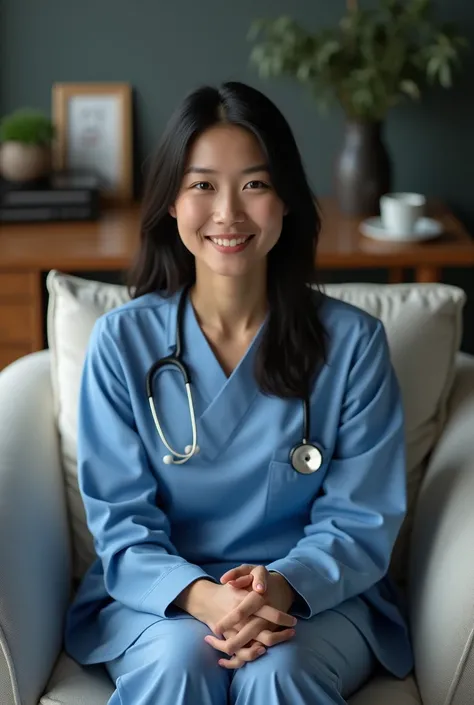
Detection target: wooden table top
<box><xmin>317</xmin><ymin>199</ymin><xmax>474</xmax><ymax>268</ymax></box>
<box><xmin>0</xmin><ymin>197</ymin><xmax>473</xmax><ymax>271</ymax></box>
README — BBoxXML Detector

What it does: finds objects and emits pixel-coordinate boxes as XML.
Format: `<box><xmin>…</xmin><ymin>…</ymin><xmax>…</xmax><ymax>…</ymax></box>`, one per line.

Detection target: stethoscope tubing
<box><xmin>145</xmin><ymin>287</ymin><xmax>322</xmax><ymax>472</ymax></box>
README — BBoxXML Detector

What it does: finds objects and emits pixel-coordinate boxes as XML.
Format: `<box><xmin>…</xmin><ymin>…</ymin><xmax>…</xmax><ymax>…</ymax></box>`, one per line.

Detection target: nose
<box><xmin>212</xmin><ymin>188</ymin><xmax>245</xmax><ymax>226</ymax></box>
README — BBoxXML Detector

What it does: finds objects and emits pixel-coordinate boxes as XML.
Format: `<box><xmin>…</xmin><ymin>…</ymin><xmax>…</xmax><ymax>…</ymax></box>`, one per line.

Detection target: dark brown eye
<box><xmin>245</xmin><ymin>180</ymin><xmax>268</xmax><ymax>190</ymax></box>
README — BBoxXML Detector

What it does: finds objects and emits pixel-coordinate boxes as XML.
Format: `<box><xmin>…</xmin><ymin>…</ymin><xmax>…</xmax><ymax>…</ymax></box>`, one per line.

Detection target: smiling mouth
<box><xmin>205</xmin><ymin>234</ymin><xmax>255</xmax><ymax>248</ymax></box>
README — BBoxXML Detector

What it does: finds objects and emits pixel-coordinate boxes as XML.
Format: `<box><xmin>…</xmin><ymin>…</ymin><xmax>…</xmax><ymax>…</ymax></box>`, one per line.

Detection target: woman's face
<box><xmin>169</xmin><ymin>124</ymin><xmax>287</xmax><ymax>279</ymax></box>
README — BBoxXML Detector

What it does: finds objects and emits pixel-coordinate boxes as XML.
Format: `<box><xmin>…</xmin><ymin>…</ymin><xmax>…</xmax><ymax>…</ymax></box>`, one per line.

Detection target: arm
<box><xmin>266</xmin><ymin>321</ymin><xmax>406</xmax><ymax>618</ymax></box>
<box><xmin>79</xmin><ymin>317</ymin><xmax>216</xmax><ymax>619</ymax></box>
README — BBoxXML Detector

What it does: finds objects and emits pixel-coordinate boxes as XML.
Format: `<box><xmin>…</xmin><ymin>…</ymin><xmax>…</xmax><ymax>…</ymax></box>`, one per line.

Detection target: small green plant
<box><xmin>0</xmin><ymin>109</ymin><xmax>55</xmax><ymax>145</ymax></box>
<box><xmin>248</xmin><ymin>0</ymin><xmax>468</xmax><ymax>121</ymax></box>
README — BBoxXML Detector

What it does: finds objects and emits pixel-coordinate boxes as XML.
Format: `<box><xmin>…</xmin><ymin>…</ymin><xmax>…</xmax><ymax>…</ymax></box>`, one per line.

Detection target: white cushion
<box><xmin>46</xmin><ymin>270</ymin><xmax>466</xmax><ymax>583</ymax></box>
<box><xmin>46</xmin><ymin>272</ymin><xmax>129</xmax><ymax>578</ymax></box>
<box><xmin>40</xmin><ymin>652</ymin><xmax>113</xmax><ymax>705</ymax></box>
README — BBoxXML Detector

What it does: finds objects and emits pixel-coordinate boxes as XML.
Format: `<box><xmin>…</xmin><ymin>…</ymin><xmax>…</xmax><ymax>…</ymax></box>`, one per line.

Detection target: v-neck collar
<box><xmin>165</xmin><ymin>288</ymin><xmax>266</xmax><ymax>460</ymax></box>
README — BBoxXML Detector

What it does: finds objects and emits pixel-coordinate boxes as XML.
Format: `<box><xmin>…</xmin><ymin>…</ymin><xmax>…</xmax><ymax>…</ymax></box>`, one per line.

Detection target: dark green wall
<box><xmin>1</xmin><ymin>0</ymin><xmax>474</xmax><ymax>348</ymax></box>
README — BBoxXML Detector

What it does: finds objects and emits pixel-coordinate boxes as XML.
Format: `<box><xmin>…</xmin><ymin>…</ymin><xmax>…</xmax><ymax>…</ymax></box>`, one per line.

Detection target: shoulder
<box><xmin>309</xmin><ymin>291</ymin><xmax>396</xmax><ymax>410</ymax></box>
<box><xmin>102</xmin><ymin>290</ymin><xmax>175</xmax><ymax>323</ymax></box>
<box><xmin>314</xmin><ymin>289</ymin><xmax>388</xmax><ymax>362</ymax></box>
<box><xmin>88</xmin><ymin>289</ymin><xmax>179</xmax><ymax>354</ymax></box>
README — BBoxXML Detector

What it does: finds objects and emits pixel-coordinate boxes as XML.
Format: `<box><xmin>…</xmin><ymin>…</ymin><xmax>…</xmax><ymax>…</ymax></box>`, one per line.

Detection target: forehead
<box><xmin>185</xmin><ymin>124</ymin><xmax>265</xmax><ymax>170</ymax></box>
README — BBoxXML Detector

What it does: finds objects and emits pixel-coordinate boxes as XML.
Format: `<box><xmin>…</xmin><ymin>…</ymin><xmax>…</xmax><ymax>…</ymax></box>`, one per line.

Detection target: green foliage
<box><xmin>248</xmin><ymin>0</ymin><xmax>468</xmax><ymax>121</ymax></box>
<box><xmin>0</xmin><ymin>109</ymin><xmax>55</xmax><ymax>145</ymax></box>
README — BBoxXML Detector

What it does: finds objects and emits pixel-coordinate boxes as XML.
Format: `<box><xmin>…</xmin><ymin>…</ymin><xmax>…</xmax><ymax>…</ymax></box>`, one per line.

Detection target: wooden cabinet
<box><xmin>0</xmin><ymin>345</ymin><xmax>33</xmax><ymax>370</ymax></box>
<box><xmin>0</xmin><ymin>272</ymin><xmax>43</xmax><ymax>367</ymax></box>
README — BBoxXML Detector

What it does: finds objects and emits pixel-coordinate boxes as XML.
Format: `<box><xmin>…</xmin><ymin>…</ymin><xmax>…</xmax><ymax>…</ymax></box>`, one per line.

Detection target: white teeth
<box><xmin>210</xmin><ymin>236</ymin><xmax>249</xmax><ymax>247</ymax></box>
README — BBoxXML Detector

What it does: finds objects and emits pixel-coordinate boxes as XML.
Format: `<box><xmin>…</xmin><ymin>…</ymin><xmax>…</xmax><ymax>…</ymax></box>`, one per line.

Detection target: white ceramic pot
<box><xmin>0</xmin><ymin>141</ymin><xmax>51</xmax><ymax>182</ymax></box>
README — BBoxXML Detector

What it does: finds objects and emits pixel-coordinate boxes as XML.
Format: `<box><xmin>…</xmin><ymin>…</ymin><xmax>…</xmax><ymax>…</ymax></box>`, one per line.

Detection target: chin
<box><xmin>207</xmin><ymin>264</ymin><xmax>254</xmax><ymax>278</ymax></box>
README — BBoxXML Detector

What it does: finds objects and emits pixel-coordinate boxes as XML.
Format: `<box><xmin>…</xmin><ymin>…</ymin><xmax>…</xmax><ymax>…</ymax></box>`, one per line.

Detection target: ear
<box><xmin>283</xmin><ymin>204</ymin><xmax>289</xmax><ymax>216</ymax></box>
<box><xmin>169</xmin><ymin>204</ymin><xmax>177</xmax><ymax>218</ymax></box>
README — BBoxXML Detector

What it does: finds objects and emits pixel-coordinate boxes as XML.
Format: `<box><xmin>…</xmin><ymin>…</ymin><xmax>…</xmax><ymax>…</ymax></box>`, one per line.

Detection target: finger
<box><xmin>209</xmin><ymin>617</ymin><xmax>264</xmax><ymax>655</ymax></box>
<box><xmin>204</xmin><ymin>626</ymin><xmax>240</xmax><ymax>654</ymax></box>
<box><xmin>255</xmin><ymin>604</ymin><xmax>298</xmax><ymax>629</ymax></box>
<box><xmin>205</xmin><ymin>634</ymin><xmax>230</xmax><ymax>655</ymax></box>
<box><xmin>214</xmin><ymin>592</ymin><xmax>265</xmax><ymax>635</ymax></box>
<box><xmin>220</xmin><ymin>564</ymin><xmax>255</xmax><ymax>584</ymax></box>
<box><xmin>205</xmin><ymin>620</ymin><xmax>258</xmax><ymax>655</ymax></box>
<box><xmin>206</xmin><ymin>628</ymin><xmax>242</xmax><ymax>669</ymax></box>
<box><xmin>228</xmin><ymin>575</ymin><xmax>253</xmax><ymax>589</ymax></box>
<box><xmin>218</xmin><ymin>655</ymin><xmax>244</xmax><ymax>669</ymax></box>
<box><xmin>257</xmin><ymin>627</ymin><xmax>296</xmax><ymax>647</ymax></box>
<box><xmin>218</xmin><ymin>642</ymin><xmax>266</xmax><ymax>669</ymax></box>
<box><xmin>250</xmin><ymin>565</ymin><xmax>269</xmax><ymax>594</ymax></box>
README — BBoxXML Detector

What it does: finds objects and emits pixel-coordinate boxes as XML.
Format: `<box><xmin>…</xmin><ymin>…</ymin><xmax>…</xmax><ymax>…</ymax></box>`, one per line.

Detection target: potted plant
<box><xmin>0</xmin><ymin>109</ymin><xmax>55</xmax><ymax>183</ymax></box>
<box><xmin>248</xmin><ymin>0</ymin><xmax>468</xmax><ymax>216</ymax></box>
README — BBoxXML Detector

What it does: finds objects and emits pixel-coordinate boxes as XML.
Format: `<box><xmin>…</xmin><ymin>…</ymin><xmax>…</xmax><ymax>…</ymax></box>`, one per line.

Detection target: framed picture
<box><xmin>52</xmin><ymin>82</ymin><xmax>133</xmax><ymax>201</ymax></box>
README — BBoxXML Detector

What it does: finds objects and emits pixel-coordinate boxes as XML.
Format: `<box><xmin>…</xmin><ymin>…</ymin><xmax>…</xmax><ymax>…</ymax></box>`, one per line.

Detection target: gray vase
<box><xmin>335</xmin><ymin>120</ymin><xmax>392</xmax><ymax>217</ymax></box>
<box><xmin>0</xmin><ymin>141</ymin><xmax>52</xmax><ymax>182</ymax></box>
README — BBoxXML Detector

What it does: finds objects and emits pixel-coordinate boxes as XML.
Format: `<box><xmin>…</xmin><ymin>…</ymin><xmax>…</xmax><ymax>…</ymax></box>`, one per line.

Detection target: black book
<box><xmin>0</xmin><ymin>170</ymin><xmax>101</xmax><ymax>222</ymax></box>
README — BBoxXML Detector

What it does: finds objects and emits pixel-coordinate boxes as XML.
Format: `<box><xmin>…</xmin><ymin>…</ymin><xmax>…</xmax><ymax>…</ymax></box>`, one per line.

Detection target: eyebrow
<box><xmin>184</xmin><ymin>163</ymin><xmax>269</xmax><ymax>176</ymax></box>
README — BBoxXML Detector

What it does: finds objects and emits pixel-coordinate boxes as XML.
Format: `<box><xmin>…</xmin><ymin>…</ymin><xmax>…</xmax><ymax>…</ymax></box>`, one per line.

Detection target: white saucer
<box><xmin>360</xmin><ymin>217</ymin><xmax>443</xmax><ymax>242</ymax></box>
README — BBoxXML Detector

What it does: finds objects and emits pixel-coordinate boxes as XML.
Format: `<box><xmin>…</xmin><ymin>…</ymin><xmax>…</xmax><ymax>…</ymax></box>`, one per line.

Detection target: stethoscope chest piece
<box><xmin>147</xmin><ymin>286</ymin><xmax>322</xmax><ymax>469</ymax></box>
<box><xmin>290</xmin><ymin>443</ymin><xmax>323</xmax><ymax>474</ymax></box>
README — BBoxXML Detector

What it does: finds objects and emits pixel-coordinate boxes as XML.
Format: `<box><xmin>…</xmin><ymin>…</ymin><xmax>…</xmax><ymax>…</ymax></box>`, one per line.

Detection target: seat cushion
<box><xmin>349</xmin><ymin>672</ymin><xmax>421</xmax><ymax>705</ymax></box>
<box><xmin>40</xmin><ymin>652</ymin><xmax>114</xmax><ymax>705</ymax></box>
<box><xmin>40</xmin><ymin>652</ymin><xmax>421</xmax><ymax>705</ymax></box>
<box><xmin>46</xmin><ymin>270</ymin><xmax>466</xmax><ymax>584</ymax></box>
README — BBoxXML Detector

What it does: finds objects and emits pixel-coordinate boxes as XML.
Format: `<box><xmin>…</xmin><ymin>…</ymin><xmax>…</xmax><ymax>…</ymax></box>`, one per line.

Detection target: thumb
<box><xmin>251</xmin><ymin>565</ymin><xmax>268</xmax><ymax>594</ymax></box>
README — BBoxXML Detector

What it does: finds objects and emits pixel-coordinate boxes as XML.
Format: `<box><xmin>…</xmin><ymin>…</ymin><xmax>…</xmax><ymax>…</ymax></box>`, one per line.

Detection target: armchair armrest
<box><xmin>409</xmin><ymin>352</ymin><xmax>474</xmax><ymax>705</ymax></box>
<box><xmin>0</xmin><ymin>352</ymin><xmax>71</xmax><ymax>705</ymax></box>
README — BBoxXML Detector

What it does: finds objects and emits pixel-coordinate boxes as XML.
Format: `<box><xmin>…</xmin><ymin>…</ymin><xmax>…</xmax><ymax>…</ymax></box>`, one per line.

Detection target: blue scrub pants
<box><xmin>105</xmin><ymin>609</ymin><xmax>375</xmax><ymax>704</ymax></box>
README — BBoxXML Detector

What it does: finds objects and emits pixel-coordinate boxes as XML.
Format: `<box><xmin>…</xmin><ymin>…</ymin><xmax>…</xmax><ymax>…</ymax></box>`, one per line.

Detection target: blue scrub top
<box><xmin>64</xmin><ymin>288</ymin><xmax>413</xmax><ymax>678</ymax></box>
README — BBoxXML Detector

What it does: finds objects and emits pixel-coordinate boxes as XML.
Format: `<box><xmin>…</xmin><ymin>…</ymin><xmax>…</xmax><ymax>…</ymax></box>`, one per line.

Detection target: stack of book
<box><xmin>0</xmin><ymin>171</ymin><xmax>101</xmax><ymax>223</ymax></box>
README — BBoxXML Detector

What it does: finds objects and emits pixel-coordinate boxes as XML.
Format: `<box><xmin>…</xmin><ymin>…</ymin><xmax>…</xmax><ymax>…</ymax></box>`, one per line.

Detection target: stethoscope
<box><xmin>146</xmin><ymin>287</ymin><xmax>324</xmax><ymax>474</ymax></box>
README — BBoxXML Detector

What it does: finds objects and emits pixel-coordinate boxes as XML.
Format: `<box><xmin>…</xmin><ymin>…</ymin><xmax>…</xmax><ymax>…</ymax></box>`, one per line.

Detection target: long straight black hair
<box><xmin>128</xmin><ymin>81</ymin><xmax>327</xmax><ymax>399</ymax></box>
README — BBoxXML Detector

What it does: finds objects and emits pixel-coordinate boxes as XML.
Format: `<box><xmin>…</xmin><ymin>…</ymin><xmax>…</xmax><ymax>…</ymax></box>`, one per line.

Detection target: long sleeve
<box><xmin>77</xmin><ymin>317</ymin><xmax>216</xmax><ymax>618</ymax></box>
<box><xmin>266</xmin><ymin>321</ymin><xmax>406</xmax><ymax>618</ymax></box>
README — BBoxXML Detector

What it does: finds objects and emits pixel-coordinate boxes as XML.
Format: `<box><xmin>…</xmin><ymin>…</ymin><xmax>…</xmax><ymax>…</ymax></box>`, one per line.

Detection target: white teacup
<box><xmin>380</xmin><ymin>192</ymin><xmax>426</xmax><ymax>236</ymax></box>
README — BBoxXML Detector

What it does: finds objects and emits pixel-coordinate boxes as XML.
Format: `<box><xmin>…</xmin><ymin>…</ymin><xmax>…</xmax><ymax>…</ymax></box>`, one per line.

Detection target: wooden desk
<box><xmin>318</xmin><ymin>199</ymin><xmax>474</xmax><ymax>284</ymax></box>
<box><xmin>1</xmin><ymin>198</ymin><xmax>473</xmax><ymax>370</ymax></box>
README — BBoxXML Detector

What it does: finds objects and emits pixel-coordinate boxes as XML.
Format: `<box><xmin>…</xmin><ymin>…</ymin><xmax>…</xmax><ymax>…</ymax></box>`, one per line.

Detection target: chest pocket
<box><xmin>266</xmin><ymin>444</ymin><xmax>329</xmax><ymax>523</ymax></box>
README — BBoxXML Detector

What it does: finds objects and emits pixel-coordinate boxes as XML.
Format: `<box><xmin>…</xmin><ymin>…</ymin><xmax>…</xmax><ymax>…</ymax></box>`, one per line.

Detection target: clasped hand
<box><xmin>203</xmin><ymin>565</ymin><xmax>297</xmax><ymax>670</ymax></box>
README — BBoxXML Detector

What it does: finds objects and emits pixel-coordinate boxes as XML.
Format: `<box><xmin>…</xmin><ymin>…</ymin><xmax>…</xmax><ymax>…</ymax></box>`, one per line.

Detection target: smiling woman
<box><xmin>64</xmin><ymin>81</ymin><xmax>413</xmax><ymax>705</ymax></box>
<box><xmin>128</xmin><ymin>81</ymin><xmax>326</xmax><ymax>399</ymax></box>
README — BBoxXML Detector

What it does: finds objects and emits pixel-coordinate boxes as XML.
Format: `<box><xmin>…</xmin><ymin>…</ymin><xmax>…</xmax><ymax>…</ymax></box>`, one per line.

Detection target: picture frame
<box><xmin>52</xmin><ymin>82</ymin><xmax>133</xmax><ymax>202</ymax></box>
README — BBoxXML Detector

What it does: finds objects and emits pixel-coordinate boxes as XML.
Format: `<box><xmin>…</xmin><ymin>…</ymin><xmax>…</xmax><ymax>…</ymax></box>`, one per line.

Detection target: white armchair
<box><xmin>0</xmin><ymin>275</ymin><xmax>473</xmax><ymax>705</ymax></box>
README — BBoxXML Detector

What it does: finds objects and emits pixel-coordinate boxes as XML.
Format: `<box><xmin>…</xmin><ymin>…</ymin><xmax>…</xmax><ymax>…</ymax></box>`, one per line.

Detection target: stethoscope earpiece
<box><xmin>163</xmin><ymin>445</ymin><xmax>200</xmax><ymax>465</ymax></box>
<box><xmin>184</xmin><ymin>445</ymin><xmax>199</xmax><ymax>455</ymax></box>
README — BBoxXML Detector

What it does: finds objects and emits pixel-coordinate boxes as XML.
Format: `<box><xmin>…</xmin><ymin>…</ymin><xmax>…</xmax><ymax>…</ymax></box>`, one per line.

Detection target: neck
<box><xmin>190</xmin><ymin>268</ymin><xmax>267</xmax><ymax>338</ymax></box>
